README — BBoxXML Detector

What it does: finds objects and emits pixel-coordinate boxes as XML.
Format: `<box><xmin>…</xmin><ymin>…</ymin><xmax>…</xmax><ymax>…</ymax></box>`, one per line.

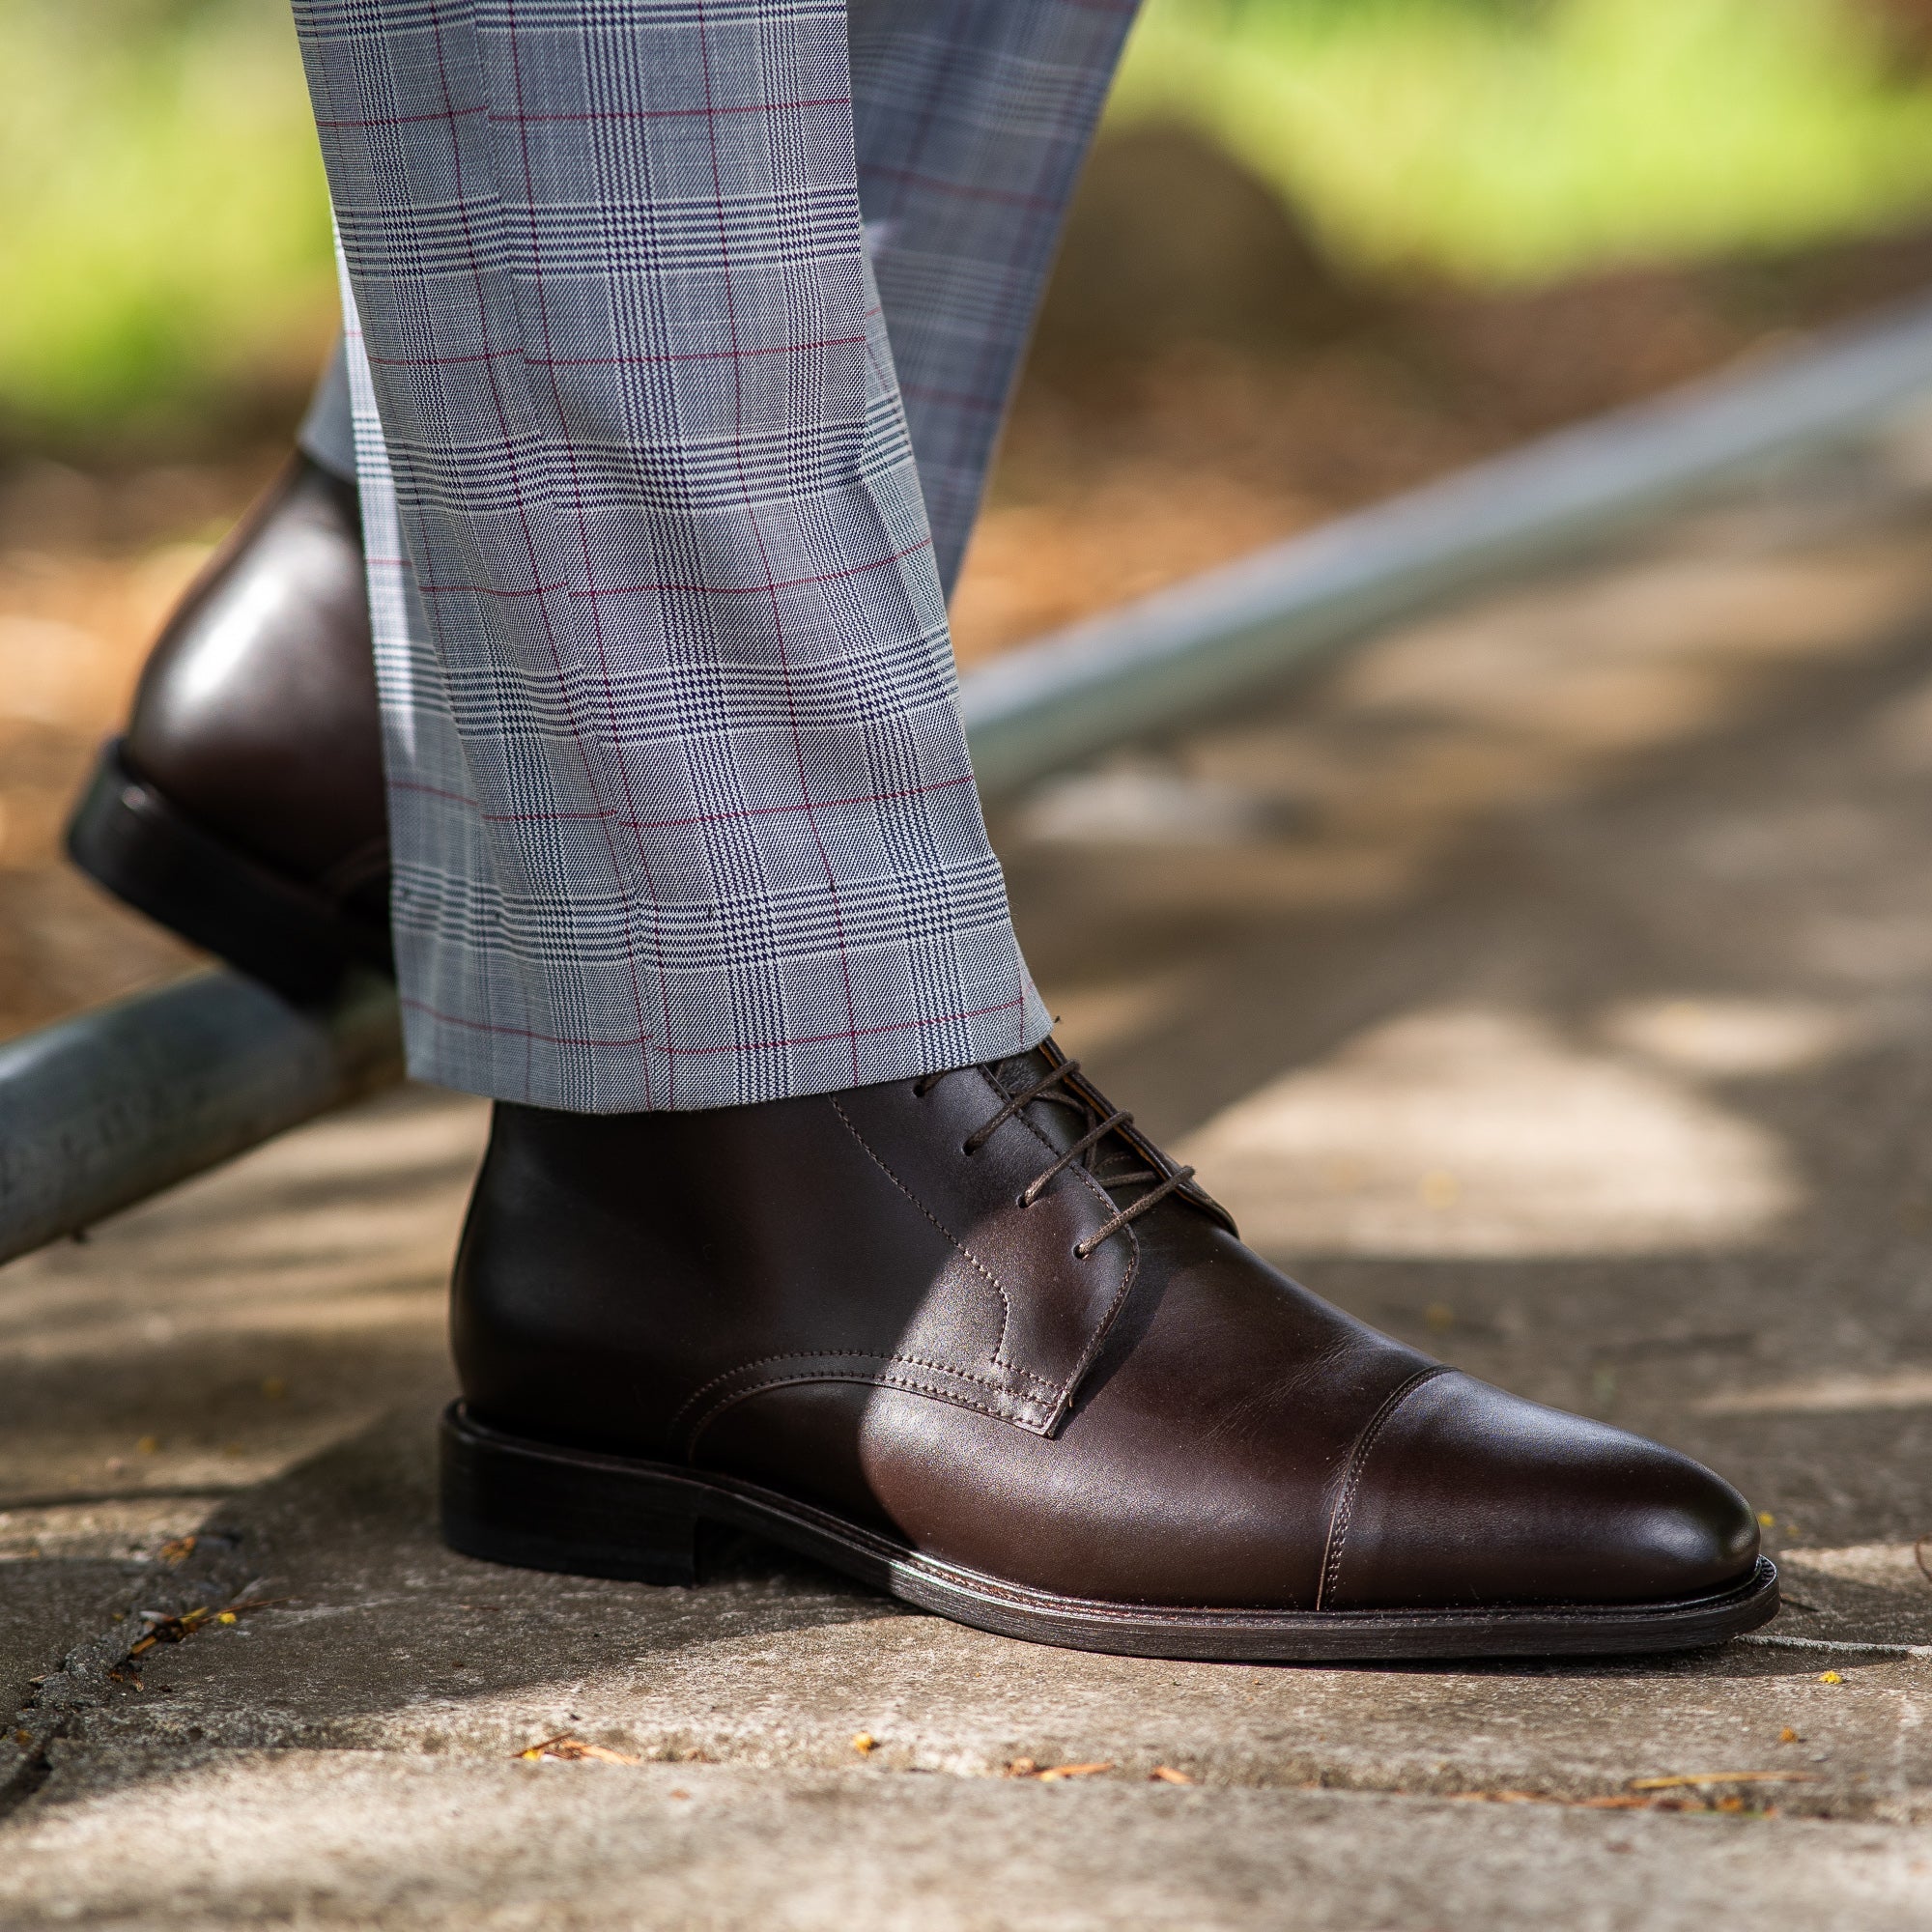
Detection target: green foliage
<box><xmin>10</xmin><ymin>0</ymin><xmax>1932</xmax><ymax>449</ymax></box>
<box><xmin>1111</xmin><ymin>0</ymin><xmax>1932</xmax><ymax>283</ymax></box>
<box><xmin>0</xmin><ymin>0</ymin><xmax>334</xmax><ymax>449</ymax></box>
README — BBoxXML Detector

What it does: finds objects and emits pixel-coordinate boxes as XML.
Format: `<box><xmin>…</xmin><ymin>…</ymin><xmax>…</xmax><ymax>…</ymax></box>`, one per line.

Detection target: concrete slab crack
<box><xmin>0</xmin><ymin>1525</ymin><xmax>262</xmax><ymax>1824</ymax></box>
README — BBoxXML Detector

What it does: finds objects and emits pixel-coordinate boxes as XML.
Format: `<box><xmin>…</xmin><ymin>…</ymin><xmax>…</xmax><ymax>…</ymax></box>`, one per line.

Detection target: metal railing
<box><xmin>9</xmin><ymin>292</ymin><xmax>1932</xmax><ymax>1265</ymax></box>
<box><xmin>0</xmin><ymin>970</ymin><xmax>400</xmax><ymax>1266</ymax></box>
<box><xmin>962</xmin><ymin>292</ymin><xmax>1932</xmax><ymax>797</ymax></box>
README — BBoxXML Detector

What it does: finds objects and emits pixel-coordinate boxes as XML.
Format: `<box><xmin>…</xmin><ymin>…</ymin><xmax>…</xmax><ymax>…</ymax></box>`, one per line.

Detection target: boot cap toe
<box><xmin>1321</xmin><ymin>1370</ymin><xmax>1760</xmax><ymax>1610</ymax></box>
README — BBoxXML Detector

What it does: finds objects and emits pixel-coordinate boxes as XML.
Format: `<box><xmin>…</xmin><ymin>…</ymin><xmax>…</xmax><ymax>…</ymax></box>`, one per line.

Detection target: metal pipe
<box><xmin>960</xmin><ymin>293</ymin><xmax>1932</xmax><ymax>798</ymax></box>
<box><xmin>0</xmin><ymin>969</ymin><xmax>402</xmax><ymax>1268</ymax></box>
<box><xmin>9</xmin><ymin>294</ymin><xmax>1932</xmax><ymax>1264</ymax></box>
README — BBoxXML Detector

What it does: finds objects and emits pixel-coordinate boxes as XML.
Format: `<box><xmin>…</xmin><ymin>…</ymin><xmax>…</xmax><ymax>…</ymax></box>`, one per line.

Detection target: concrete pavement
<box><xmin>14</xmin><ymin>445</ymin><xmax>1932</xmax><ymax>1923</ymax></box>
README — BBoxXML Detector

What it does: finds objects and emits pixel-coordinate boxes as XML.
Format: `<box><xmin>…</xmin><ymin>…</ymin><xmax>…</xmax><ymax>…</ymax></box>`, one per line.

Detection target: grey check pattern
<box><xmin>293</xmin><ymin>0</ymin><xmax>1128</xmax><ymax>1111</ymax></box>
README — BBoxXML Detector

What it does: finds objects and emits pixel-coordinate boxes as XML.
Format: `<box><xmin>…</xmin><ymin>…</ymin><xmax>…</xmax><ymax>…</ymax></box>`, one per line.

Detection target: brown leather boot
<box><xmin>441</xmin><ymin>1042</ymin><xmax>1775</xmax><ymax>1661</ymax></box>
<box><xmin>67</xmin><ymin>454</ymin><xmax>392</xmax><ymax>1004</ymax></box>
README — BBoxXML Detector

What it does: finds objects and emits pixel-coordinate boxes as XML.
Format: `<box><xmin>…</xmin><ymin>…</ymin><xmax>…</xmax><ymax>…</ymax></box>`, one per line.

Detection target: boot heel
<box><xmin>438</xmin><ymin>1403</ymin><xmax>700</xmax><ymax>1585</ymax></box>
<box><xmin>66</xmin><ymin>739</ymin><xmax>390</xmax><ymax>1007</ymax></box>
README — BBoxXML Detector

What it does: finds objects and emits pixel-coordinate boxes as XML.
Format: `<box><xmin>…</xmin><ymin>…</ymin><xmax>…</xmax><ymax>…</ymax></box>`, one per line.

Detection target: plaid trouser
<box><xmin>289</xmin><ymin>0</ymin><xmax>1131</xmax><ymax>1113</ymax></box>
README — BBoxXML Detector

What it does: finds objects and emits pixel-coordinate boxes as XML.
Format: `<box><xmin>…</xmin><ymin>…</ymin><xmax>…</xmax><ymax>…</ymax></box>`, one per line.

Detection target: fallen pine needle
<box><xmin>128</xmin><ymin>1607</ymin><xmax>213</xmax><ymax>1656</ymax></box>
<box><xmin>127</xmin><ymin>1596</ymin><xmax>287</xmax><ymax>1656</ymax></box>
<box><xmin>1149</xmin><ymin>1767</ymin><xmax>1193</xmax><ymax>1785</ymax></box>
<box><xmin>1037</xmin><ymin>1762</ymin><xmax>1113</xmax><ymax>1781</ymax></box>
<box><xmin>517</xmin><ymin>1734</ymin><xmax>640</xmax><ymax>1765</ymax></box>
<box><xmin>1628</xmin><ymin>1773</ymin><xmax>1811</xmax><ymax>1791</ymax></box>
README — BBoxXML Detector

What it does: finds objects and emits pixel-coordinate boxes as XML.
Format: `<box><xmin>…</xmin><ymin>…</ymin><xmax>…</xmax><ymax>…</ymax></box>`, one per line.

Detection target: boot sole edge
<box><xmin>67</xmin><ymin>739</ymin><xmax>392</xmax><ymax>1006</ymax></box>
<box><xmin>438</xmin><ymin>1401</ymin><xmax>1779</xmax><ymax>1663</ymax></box>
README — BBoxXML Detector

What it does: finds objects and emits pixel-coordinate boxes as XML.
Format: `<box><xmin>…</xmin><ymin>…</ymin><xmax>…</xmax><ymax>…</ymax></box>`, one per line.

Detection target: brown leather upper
<box><xmin>453</xmin><ymin>1047</ymin><xmax>1761</xmax><ymax>1612</ymax></box>
<box><xmin>123</xmin><ymin>454</ymin><xmax>388</xmax><ymax>915</ymax></box>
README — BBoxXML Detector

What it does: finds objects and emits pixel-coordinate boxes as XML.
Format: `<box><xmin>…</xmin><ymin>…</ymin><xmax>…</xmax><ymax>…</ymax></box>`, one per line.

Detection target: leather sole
<box><xmin>440</xmin><ymin>1402</ymin><xmax>1781</xmax><ymax>1662</ymax></box>
<box><xmin>67</xmin><ymin>738</ymin><xmax>391</xmax><ymax>1006</ymax></box>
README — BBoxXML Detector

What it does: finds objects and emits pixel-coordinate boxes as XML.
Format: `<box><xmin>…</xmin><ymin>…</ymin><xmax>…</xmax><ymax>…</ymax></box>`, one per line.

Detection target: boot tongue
<box><xmin>985</xmin><ymin>1044</ymin><xmax>1056</xmax><ymax>1092</ymax></box>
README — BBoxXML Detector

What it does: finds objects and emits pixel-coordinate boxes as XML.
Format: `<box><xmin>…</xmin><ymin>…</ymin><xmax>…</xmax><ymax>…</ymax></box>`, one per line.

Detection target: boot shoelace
<box><xmin>913</xmin><ymin>1058</ymin><xmax>1195</xmax><ymax>1259</ymax></box>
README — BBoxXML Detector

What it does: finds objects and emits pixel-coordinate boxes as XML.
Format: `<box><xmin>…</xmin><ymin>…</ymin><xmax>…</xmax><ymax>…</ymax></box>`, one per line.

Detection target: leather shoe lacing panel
<box><xmin>915</xmin><ymin>1057</ymin><xmax>1196</xmax><ymax>1259</ymax></box>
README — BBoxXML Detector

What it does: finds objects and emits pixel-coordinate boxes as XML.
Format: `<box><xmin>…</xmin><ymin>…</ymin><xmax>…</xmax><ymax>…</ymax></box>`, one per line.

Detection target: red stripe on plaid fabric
<box><xmin>399</xmin><ymin>992</ymin><xmax>1030</xmax><ymax>1057</ymax></box>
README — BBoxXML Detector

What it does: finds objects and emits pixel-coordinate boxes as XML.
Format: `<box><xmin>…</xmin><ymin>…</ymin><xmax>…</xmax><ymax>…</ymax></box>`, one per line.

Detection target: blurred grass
<box><xmin>10</xmin><ymin>0</ymin><xmax>1932</xmax><ymax>453</ymax></box>
<box><xmin>0</xmin><ymin>0</ymin><xmax>334</xmax><ymax>454</ymax></box>
<box><xmin>1112</xmin><ymin>0</ymin><xmax>1932</xmax><ymax>282</ymax></box>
